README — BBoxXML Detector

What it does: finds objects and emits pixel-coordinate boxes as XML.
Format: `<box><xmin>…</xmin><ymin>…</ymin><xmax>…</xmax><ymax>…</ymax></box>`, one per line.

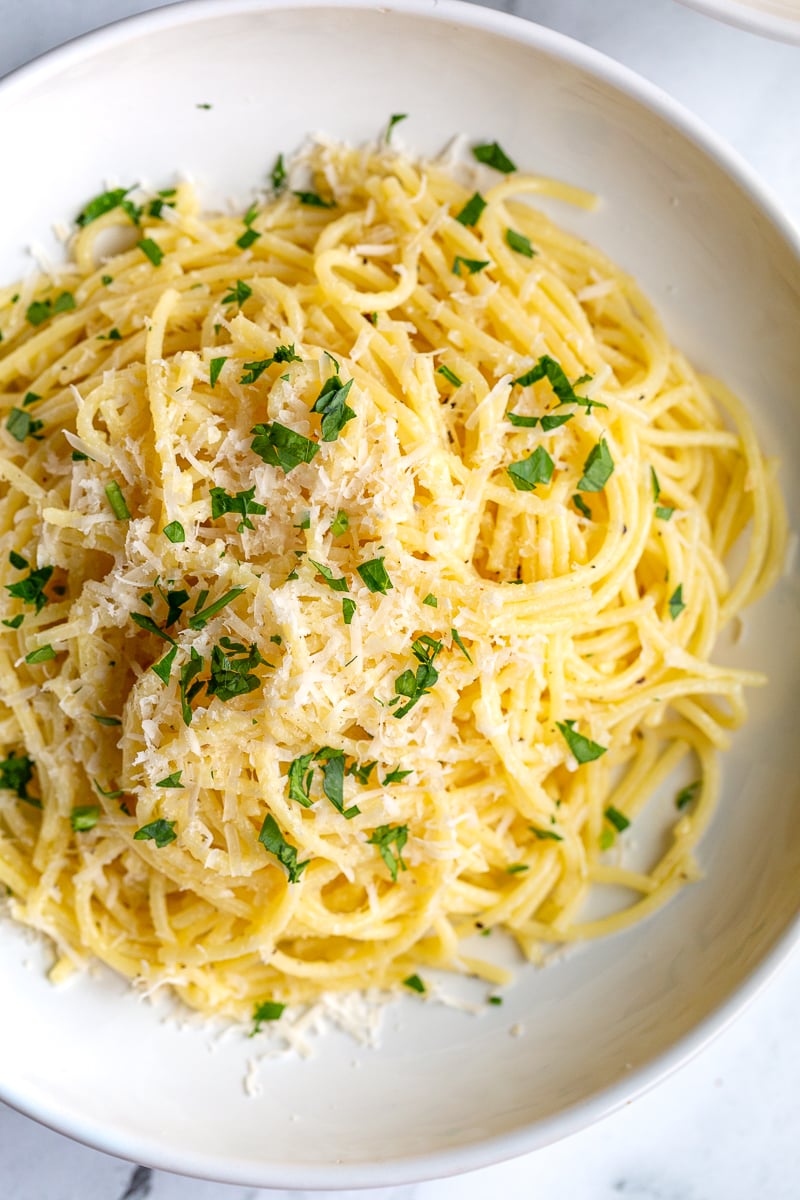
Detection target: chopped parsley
<box><xmin>70</xmin><ymin>805</ymin><xmax>100</xmax><ymax>832</ymax></box>
<box><xmin>252</xmin><ymin>1000</ymin><xmax>285</xmax><ymax>1033</ymax></box>
<box><xmin>507</xmin><ymin>446</ymin><xmax>554</xmax><ymax>492</ymax></box>
<box><xmin>514</xmin><ymin>355</ymin><xmax>601</xmax><ymax>410</ymax></box>
<box><xmin>651</xmin><ymin>467</ymin><xmax>675</xmax><ymax>519</ymax></box>
<box><xmin>91</xmin><ymin>713</ymin><xmax>122</xmax><ymax>727</ymax></box>
<box><xmin>668</xmin><ymin>584</ymin><xmax>686</xmax><ymax>620</ymax></box>
<box><xmin>94</xmin><ymin>779</ymin><xmax>125</xmax><ymax>800</ymax></box>
<box><xmin>347</xmin><ymin>760</ymin><xmax>377</xmax><ymax>786</ymax></box>
<box><xmin>163</xmin><ymin>520</ymin><xmax>185</xmax><ymax>544</ymax></box>
<box><xmin>134</xmin><ymin>819</ymin><xmax>177</xmax><ymax>847</ymax></box>
<box><xmin>403</xmin><ymin>973</ymin><xmax>425</xmax><ymax>993</ymax></box>
<box><xmin>0</xmin><ymin>751</ymin><xmax>37</xmax><ymax>804</ymax></box>
<box><xmin>656</xmin><ymin>505</ymin><xmax>674</xmax><ymax>521</ymax></box>
<box><xmin>156</xmin><ymin>771</ymin><xmax>184</xmax><ymax>789</ymax></box>
<box><xmin>138</xmin><ymin>238</ymin><xmax>163</xmax><ymax>266</ymax></box>
<box><xmin>573</xmin><ymin>493</ymin><xmax>592</xmax><ymax>520</ymax></box>
<box><xmin>189</xmin><ymin>586</ymin><xmax>246</xmax><ymax>631</ymax></box>
<box><xmin>472</xmin><ymin>142</ymin><xmax>517</xmax><ymax>173</ymax></box>
<box><xmin>357</xmin><ymin>557</ymin><xmax>393</xmax><ymax>595</ymax></box>
<box><xmin>97</xmin><ymin>327</ymin><xmax>122</xmax><ymax>341</ymax></box>
<box><xmin>25</xmin><ymin>292</ymin><xmax>75</xmax><ymax>326</ymax></box>
<box><xmin>342</xmin><ymin>597</ymin><xmax>356</xmax><ymax>625</ymax></box>
<box><xmin>6</xmin><ymin>408</ymin><xmax>44</xmax><ymax>442</ymax></box>
<box><xmin>251</xmin><ymin>421</ymin><xmax>319</xmax><ymax>473</ymax></box>
<box><xmin>505</xmin><ymin>228</ymin><xmax>535</xmax><ymax>257</ymax></box>
<box><xmin>6</xmin><ymin>563</ymin><xmax>53</xmax><ymax>613</ymax></box>
<box><xmin>76</xmin><ymin>187</ymin><xmax>134</xmax><ymax>227</ymax></box>
<box><xmin>437</xmin><ymin>365</ymin><xmax>462</xmax><ymax>387</ymax></box>
<box><xmin>556</xmin><ymin>719</ymin><xmax>607</xmax><ymax>764</ymax></box>
<box><xmin>210</xmin><ymin>485</ymin><xmax>266</xmax><ymax>532</ymax></box>
<box><xmin>104</xmin><ymin>480</ymin><xmax>130</xmax><ymax>520</ymax></box>
<box><xmin>271</xmin><ymin>154</ymin><xmax>287</xmax><ymax>193</ymax></box>
<box><xmin>207</xmin><ymin>639</ymin><xmax>266</xmax><ymax>702</ymax></box>
<box><xmin>287</xmin><ymin>753</ymin><xmax>315</xmax><ymax>807</ymax></box>
<box><xmin>151</xmin><ymin>646</ymin><xmax>177</xmax><ymax>687</ymax></box>
<box><xmin>2</xmin><ymin>614</ymin><xmax>24</xmax><ymax>629</ymax></box>
<box><xmin>258</xmin><ymin>813</ymin><xmax>309</xmax><ymax>883</ymax></box>
<box><xmin>577</xmin><ymin>439</ymin><xmax>614</xmax><ymax>493</ymax></box>
<box><xmin>422</xmin><ymin>593</ymin><xmax>438</xmax><ymax>607</ymax></box>
<box><xmin>605</xmin><ymin>805</ymin><xmax>630</xmax><ymax>833</ymax></box>
<box><xmin>382</xmin><ymin>766</ymin><xmax>413</xmax><ymax>785</ymax></box>
<box><xmin>676</xmin><ymin>780</ymin><xmax>701</xmax><ymax>810</ymax></box>
<box><xmin>451</xmin><ymin>627</ymin><xmax>472</xmax><ymax>663</ymax></box>
<box><xmin>293</xmin><ymin>190</ymin><xmax>335</xmax><ymax>209</ymax></box>
<box><xmin>311</xmin><ymin>376</ymin><xmax>356</xmax><ymax>442</ymax></box>
<box><xmin>23</xmin><ymin>393</ymin><xmax>41</xmax><ymax>407</ymax></box>
<box><xmin>209</xmin><ymin>356</ymin><xmax>227</xmax><ymax>389</ymax></box>
<box><xmin>309</xmin><ymin>559</ymin><xmax>349</xmax><ymax>592</ymax></box>
<box><xmin>331</xmin><ymin>509</ymin><xmax>349</xmax><ymax>536</ymax></box>
<box><xmin>131</xmin><ymin>611</ymin><xmax>176</xmax><ymax>645</ymax></box>
<box><xmin>367</xmin><ymin>823</ymin><xmax>408</xmax><ymax>881</ymax></box>
<box><xmin>529</xmin><ymin>826</ymin><xmax>564</xmax><ymax>842</ymax></box>
<box><xmin>455</xmin><ymin>192</ymin><xmax>487</xmax><ymax>227</ymax></box>
<box><xmin>318</xmin><ymin>748</ymin><xmax>360</xmax><ymax>819</ymax></box>
<box><xmin>392</xmin><ymin>634</ymin><xmax>442</xmax><ymax>718</ymax></box>
<box><xmin>222</xmin><ymin>279</ymin><xmax>252</xmax><ymax>307</ymax></box>
<box><xmin>178</xmin><ymin>648</ymin><xmax>204</xmax><ymax>725</ymax></box>
<box><xmin>452</xmin><ymin>256</ymin><xmax>490</xmax><ymax>276</ymax></box>
<box><xmin>507</xmin><ymin>863</ymin><xmax>529</xmax><ymax>874</ymax></box>
<box><xmin>25</xmin><ymin>645</ymin><xmax>55</xmax><ymax>664</ymax></box>
<box><xmin>386</xmin><ymin>113</ymin><xmax>408</xmax><ymax>141</ymax></box>
<box><xmin>239</xmin><ymin>360</ymin><xmax>271</xmax><ymax>385</ymax></box>
<box><xmin>236</xmin><ymin>228</ymin><xmax>261</xmax><ymax>250</ymax></box>
<box><xmin>506</xmin><ymin>410</ymin><xmax>540</xmax><ymax>428</ymax></box>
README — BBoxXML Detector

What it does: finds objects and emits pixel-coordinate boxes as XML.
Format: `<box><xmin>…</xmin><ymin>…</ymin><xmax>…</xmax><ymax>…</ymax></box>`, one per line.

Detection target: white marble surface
<box><xmin>0</xmin><ymin>0</ymin><xmax>798</xmax><ymax>1196</ymax></box>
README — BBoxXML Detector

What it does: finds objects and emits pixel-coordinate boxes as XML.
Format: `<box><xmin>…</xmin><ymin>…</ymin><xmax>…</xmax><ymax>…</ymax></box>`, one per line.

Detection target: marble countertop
<box><xmin>1</xmin><ymin>0</ymin><xmax>798</xmax><ymax>1196</ymax></box>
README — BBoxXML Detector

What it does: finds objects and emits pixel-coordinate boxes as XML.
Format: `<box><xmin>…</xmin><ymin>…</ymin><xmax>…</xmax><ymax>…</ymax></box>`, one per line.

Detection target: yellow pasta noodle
<box><xmin>0</xmin><ymin>139</ymin><xmax>785</xmax><ymax>1021</ymax></box>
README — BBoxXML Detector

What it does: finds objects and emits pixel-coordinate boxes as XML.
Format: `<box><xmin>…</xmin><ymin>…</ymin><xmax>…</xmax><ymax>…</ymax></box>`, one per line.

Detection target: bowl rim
<box><xmin>0</xmin><ymin>0</ymin><xmax>799</xmax><ymax>1188</ymax></box>
<box><xmin>676</xmin><ymin>0</ymin><xmax>800</xmax><ymax>46</ymax></box>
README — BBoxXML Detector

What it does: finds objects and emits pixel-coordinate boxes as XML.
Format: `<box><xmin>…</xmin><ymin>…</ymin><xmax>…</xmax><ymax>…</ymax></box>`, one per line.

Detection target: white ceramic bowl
<box><xmin>0</xmin><ymin>0</ymin><xmax>798</xmax><ymax>1188</ymax></box>
<box><xmin>677</xmin><ymin>0</ymin><xmax>800</xmax><ymax>44</ymax></box>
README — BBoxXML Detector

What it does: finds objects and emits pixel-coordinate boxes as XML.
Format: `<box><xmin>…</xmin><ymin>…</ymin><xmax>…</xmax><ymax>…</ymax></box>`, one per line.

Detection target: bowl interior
<box><xmin>0</xmin><ymin>1</ymin><xmax>798</xmax><ymax>1187</ymax></box>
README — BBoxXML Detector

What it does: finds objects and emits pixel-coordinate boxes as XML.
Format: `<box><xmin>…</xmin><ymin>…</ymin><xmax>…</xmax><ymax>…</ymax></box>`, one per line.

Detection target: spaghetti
<box><xmin>0</xmin><ymin>139</ymin><xmax>786</xmax><ymax>1020</ymax></box>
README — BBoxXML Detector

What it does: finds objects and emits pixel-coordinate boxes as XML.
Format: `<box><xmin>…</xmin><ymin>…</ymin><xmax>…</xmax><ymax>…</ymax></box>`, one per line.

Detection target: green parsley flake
<box><xmin>676</xmin><ymin>780</ymin><xmax>701</xmax><ymax>810</ymax></box>
<box><xmin>252</xmin><ymin>1000</ymin><xmax>285</xmax><ymax>1034</ymax></box>
<box><xmin>0</xmin><ymin>751</ymin><xmax>37</xmax><ymax>804</ymax></box>
<box><xmin>134</xmin><ymin>819</ymin><xmax>177</xmax><ymax>847</ymax></box>
<box><xmin>668</xmin><ymin>584</ymin><xmax>686</xmax><ymax>620</ymax></box>
<box><xmin>177</xmin><ymin>648</ymin><xmax>204</xmax><ymax>724</ymax></box>
<box><xmin>472</xmin><ymin>142</ymin><xmax>517</xmax><ymax>173</ymax></box>
<box><xmin>507</xmin><ymin>863</ymin><xmax>529</xmax><ymax>874</ymax></box>
<box><xmin>25</xmin><ymin>645</ymin><xmax>55</xmax><ymax>664</ymax></box>
<box><xmin>573</xmin><ymin>493</ymin><xmax>592</xmax><ymax>520</ymax></box>
<box><xmin>25</xmin><ymin>292</ymin><xmax>75</xmax><ymax>326</ymax></box>
<box><xmin>163</xmin><ymin>520</ymin><xmax>185</xmax><ymax>544</ymax></box>
<box><xmin>367</xmin><ymin>823</ymin><xmax>408</xmax><ymax>881</ymax></box>
<box><xmin>70</xmin><ymin>805</ymin><xmax>100</xmax><ymax>832</ymax></box>
<box><xmin>318</xmin><ymin>749</ymin><xmax>359</xmax><ymax>819</ymax></box>
<box><xmin>236</xmin><ymin>228</ymin><xmax>261</xmax><ymax>250</ymax></box>
<box><xmin>514</xmin><ymin>355</ymin><xmax>601</xmax><ymax>409</ymax></box>
<box><xmin>331</xmin><ymin>509</ymin><xmax>349</xmax><ymax>536</ymax></box>
<box><xmin>189</xmin><ymin>586</ymin><xmax>246</xmax><ymax>631</ymax></box>
<box><xmin>453</xmin><ymin>255</ymin><xmax>490</xmax><ymax>276</ymax></box>
<box><xmin>271</xmin><ymin>154</ymin><xmax>287</xmax><ymax>193</ymax></box>
<box><xmin>403</xmin><ymin>973</ymin><xmax>425</xmax><ymax>993</ymax></box>
<box><xmin>577</xmin><ymin>440</ymin><xmax>614</xmax><ymax>493</ymax></box>
<box><xmin>556</xmin><ymin>719</ymin><xmax>607</xmax><ymax>764</ymax></box>
<box><xmin>23</xmin><ymin>393</ymin><xmax>41</xmax><ymax>407</ymax></box>
<box><xmin>76</xmin><ymin>187</ymin><xmax>133</xmax><ymax>227</ymax></box>
<box><xmin>156</xmin><ymin>771</ymin><xmax>184</xmax><ymax>789</ymax></box>
<box><xmin>209</xmin><ymin>356</ymin><xmax>227</xmax><ymax>389</ymax></box>
<box><xmin>392</xmin><ymin>635</ymin><xmax>442</xmax><ymax>719</ymax></box>
<box><xmin>222</xmin><ymin>279</ymin><xmax>252</xmax><ymax>307</ymax></box>
<box><xmin>287</xmin><ymin>753</ymin><xmax>315</xmax><ymax>807</ymax></box>
<box><xmin>311</xmin><ymin>376</ymin><xmax>356</xmax><ymax>442</ymax></box>
<box><xmin>342</xmin><ymin>597</ymin><xmax>356</xmax><ymax>625</ymax></box>
<box><xmin>605</xmin><ymin>805</ymin><xmax>630</xmax><ymax>832</ymax></box>
<box><xmin>505</xmin><ymin>228</ymin><xmax>535</xmax><ymax>257</ymax></box>
<box><xmin>104</xmin><ymin>480</ymin><xmax>130</xmax><ymax>520</ymax></box>
<box><xmin>251</xmin><ymin>421</ymin><xmax>319</xmax><ymax>473</ymax></box>
<box><xmin>293</xmin><ymin>190</ymin><xmax>335</xmax><ymax>209</ymax></box>
<box><xmin>529</xmin><ymin>826</ymin><xmax>564</xmax><ymax>842</ymax></box>
<box><xmin>258</xmin><ymin>813</ymin><xmax>310</xmax><ymax>883</ymax></box>
<box><xmin>210</xmin><ymin>485</ymin><xmax>266</xmax><ymax>532</ymax></box>
<box><xmin>6</xmin><ymin>564</ymin><xmax>53</xmax><ymax>613</ymax></box>
<box><xmin>357</xmin><ymin>557</ymin><xmax>393</xmax><ymax>595</ymax></box>
<box><xmin>422</xmin><ymin>593</ymin><xmax>438</xmax><ymax>607</ymax></box>
<box><xmin>97</xmin><ymin>327</ymin><xmax>122</xmax><ymax>341</ymax></box>
<box><xmin>507</xmin><ymin>446</ymin><xmax>554</xmax><ymax>492</ymax></box>
<box><xmin>138</xmin><ymin>238</ymin><xmax>163</xmax><ymax>266</ymax></box>
<box><xmin>6</xmin><ymin>408</ymin><xmax>44</xmax><ymax>443</ymax></box>
<box><xmin>206</xmin><ymin>638</ymin><xmax>266</xmax><ymax>703</ymax></box>
<box><xmin>455</xmin><ymin>192</ymin><xmax>487</xmax><ymax>227</ymax></box>
<box><xmin>92</xmin><ymin>714</ymin><xmax>122</xmax><ymax>727</ymax></box>
<box><xmin>386</xmin><ymin>113</ymin><xmax>408</xmax><ymax>142</ymax></box>
<box><xmin>382</xmin><ymin>766</ymin><xmax>413</xmax><ymax>786</ymax></box>
<box><xmin>309</xmin><ymin>559</ymin><xmax>349</xmax><ymax>592</ymax></box>
<box><xmin>437</xmin><ymin>365</ymin><xmax>462</xmax><ymax>387</ymax></box>
<box><xmin>2</xmin><ymin>614</ymin><xmax>24</xmax><ymax>629</ymax></box>
<box><xmin>506</xmin><ymin>410</ymin><xmax>540</xmax><ymax>428</ymax></box>
<box><xmin>451</xmin><ymin>627</ymin><xmax>472</xmax><ymax>663</ymax></box>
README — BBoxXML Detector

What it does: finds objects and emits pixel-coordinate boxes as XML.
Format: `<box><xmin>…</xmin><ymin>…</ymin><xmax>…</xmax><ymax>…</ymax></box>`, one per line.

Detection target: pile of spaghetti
<box><xmin>0</xmin><ymin>137</ymin><xmax>785</xmax><ymax>1021</ymax></box>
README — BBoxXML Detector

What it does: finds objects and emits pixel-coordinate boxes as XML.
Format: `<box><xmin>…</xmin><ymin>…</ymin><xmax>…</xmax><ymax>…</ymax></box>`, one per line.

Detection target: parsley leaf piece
<box><xmin>71</xmin><ymin>805</ymin><xmax>100</xmax><ymax>832</ymax></box>
<box><xmin>134</xmin><ymin>819</ymin><xmax>177</xmax><ymax>848</ymax></box>
<box><xmin>514</xmin><ymin>355</ymin><xmax>602</xmax><ymax>410</ymax></box>
<box><xmin>451</xmin><ymin>627</ymin><xmax>473</xmax><ymax>663</ymax></box>
<box><xmin>455</xmin><ymin>192</ymin><xmax>487</xmax><ymax>227</ymax></box>
<box><xmin>422</xmin><ymin>593</ymin><xmax>438</xmax><ymax>607</ymax></box>
<box><xmin>76</xmin><ymin>187</ymin><xmax>132</xmax><ymax>227</ymax></box>
<box><xmin>605</xmin><ymin>805</ymin><xmax>630</xmax><ymax>832</ymax></box>
<box><xmin>311</xmin><ymin>376</ymin><xmax>356</xmax><ymax>442</ymax></box>
<box><xmin>251</xmin><ymin>421</ymin><xmax>319</xmax><ymax>473</ymax></box>
<box><xmin>9</xmin><ymin>552</ymin><xmax>28</xmax><ymax>570</ymax></box>
<box><xmin>556</xmin><ymin>719</ymin><xmax>607</xmax><ymax>764</ymax></box>
<box><xmin>676</xmin><ymin>780</ymin><xmax>701</xmax><ymax>810</ymax></box>
<box><xmin>342</xmin><ymin>596</ymin><xmax>356</xmax><ymax>625</ymax></box>
<box><xmin>668</xmin><ymin>584</ymin><xmax>686</xmax><ymax>620</ymax></box>
<box><xmin>25</xmin><ymin>293</ymin><xmax>75</xmax><ymax>326</ymax></box>
<box><xmin>331</xmin><ymin>509</ymin><xmax>349</xmax><ymax>536</ymax></box>
<box><xmin>382</xmin><ymin>766</ymin><xmax>412</xmax><ymax>785</ymax></box>
<box><xmin>357</xmin><ymin>557</ymin><xmax>393</xmax><ymax>595</ymax></box>
<box><xmin>271</xmin><ymin>154</ymin><xmax>287</xmax><ymax>193</ymax></box>
<box><xmin>656</xmin><ymin>506</ymin><xmax>674</xmax><ymax>521</ymax></box>
<box><xmin>7</xmin><ymin>408</ymin><xmax>44</xmax><ymax>442</ymax></box>
<box><xmin>505</xmin><ymin>228</ymin><xmax>535</xmax><ymax>257</ymax></box>
<box><xmin>273</xmin><ymin>343</ymin><xmax>302</xmax><ymax>365</ymax></box>
<box><xmin>392</xmin><ymin>636</ymin><xmax>442</xmax><ymax>719</ymax></box>
<box><xmin>577</xmin><ymin>439</ymin><xmax>614</xmax><ymax>493</ymax></box>
<box><xmin>319</xmin><ymin>752</ymin><xmax>359</xmax><ymax>819</ymax></box>
<box><xmin>189</xmin><ymin>586</ymin><xmax>246</xmax><ymax>631</ymax></box>
<box><xmin>222</xmin><ymin>279</ymin><xmax>253</xmax><ymax>307</ymax></box>
<box><xmin>210</xmin><ymin>485</ymin><xmax>266</xmax><ymax>533</ymax></box>
<box><xmin>293</xmin><ymin>190</ymin><xmax>335</xmax><ymax>208</ymax></box>
<box><xmin>386</xmin><ymin>113</ymin><xmax>408</xmax><ymax>141</ymax></box>
<box><xmin>309</xmin><ymin>559</ymin><xmax>349</xmax><ymax>593</ymax></box>
<box><xmin>151</xmin><ymin>644</ymin><xmax>178</xmax><ymax>685</ymax></box>
<box><xmin>160</xmin><ymin>586</ymin><xmax>190</xmax><ymax>629</ymax></box>
<box><xmin>138</xmin><ymin>238</ymin><xmax>163</xmax><ymax>266</ymax></box>
<box><xmin>403</xmin><ymin>973</ymin><xmax>425</xmax><ymax>993</ymax></box>
<box><xmin>105</xmin><ymin>480</ymin><xmax>130</xmax><ymax>520</ymax></box>
<box><xmin>529</xmin><ymin>826</ymin><xmax>564</xmax><ymax>842</ymax></box>
<box><xmin>453</xmin><ymin>255</ymin><xmax>490</xmax><ymax>276</ymax></box>
<box><xmin>179</xmin><ymin>647</ymin><xmax>204</xmax><ymax>725</ymax></box>
<box><xmin>367</xmin><ymin>823</ymin><xmax>408</xmax><ymax>881</ymax></box>
<box><xmin>507</xmin><ymin>863</ymin><xmax>529</xmax><ymax>874</ymax></box>
<box><xmin>239</xmin><ymin>359</ymin><xmax>272</xmax><ymax>385</ymax></box>
<box><xmin>252</xmin><ymin>1000</ymin><xmax>285</xmax><ymax>1034</ymax></box>
<box><xmin>506</xmin><ymin>410</ymin><xmax>539</xmax><ymax>428</ymax></box>
<box><xmin>207</xmin><ymin>638</ymin><xmax>265</xmax><ymax>702</ymax></box>
<box><xmin>0</xmin><ymin>752</ymin><xmax>36</xmax><ymax>802</ymax></box>
<box><xmin>23</xmin><ymin>392</ymin><xmax>41</xmax><ymax>407</ymax></box>
<box><xmin>236</xmin><ymin>228</ymin><xmax>261</xmax><ymax>250</ymax></box>
<box><xmin>25</xmin><ymin>644</ymin><xmax>55</xmax><ymax>664</ymax></box>
<box><xmin>599</xmin><ymin>828</ymin><xmax>615</xmax><ymax>851</ymax></box>
<box><xmin>507</xmin><ymin>445</ymin><xmax>554</xmax><ymax>492</ymax></box>
<box><xmin>258</xmin><ymin>814</ymin><xmax>309</xmax><ymax>883</ymax></box>
<box><xmin>131</xmin><ymin>611</ymin><xmax>176</xmax><ymax>645</ymax></box>
<box><xmin>163</xmin><ymin>520</ymin><xmax>185</xmax><ymax>544</ymax></box>
<box><xmin>473</xmin><ymin>142</ymin><xmax>517</xmax><ymax>173</ymax></box>
<box><xmin>94</xmin><ymin>779</ymin><xmax>124</xmax><ymax>800</ymax></box>
<box><xmin>6</xmin><ymin>564</ymin><xmax>53</xmax><ymax>613</ymax></box>
<box><xmin>347</xmin><ymin>760</ymin><xmax>377</xmax><ymax>786</ymax></box>
<box><xmin>156</xmin><ymin>771</ymin><xmax>183</xmax><ymax>788</ymax></box>
<box><xmin>2</xmin><ymin>614</ymin><xmax>24</xmax><ymax>629</ymax></box>
<box><xmin>573</xmin><ymin>493</ymin><xmax>592</xmax><ymax>520</ymax></box>
<box><xmin>437</xmin><ymin>365</ymin><xmax>462</xmax><ymax>387</ymax></box>
<box><xmin>287</xmin><ymin>753</ymin><xmax>315</xmax><ymax>807</ymax></box>
<box><xmin>209</xmin><ymin>356</ymin><xmax>227</xmax><ymax>389</ymax></box>
<box><xmin>650</xmin><ymin>466</ymin><xmax>661</xmax><ymax>503</ymax></box>
<box><xmin>488</xmin><ymin>995</ymin><xmax>503</xmax><ymax>1005</ymax></box>
<box><xmin>540</xmin><ymin>412</ymin><xmax>574</xmax><ymax>431</ymax></box>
